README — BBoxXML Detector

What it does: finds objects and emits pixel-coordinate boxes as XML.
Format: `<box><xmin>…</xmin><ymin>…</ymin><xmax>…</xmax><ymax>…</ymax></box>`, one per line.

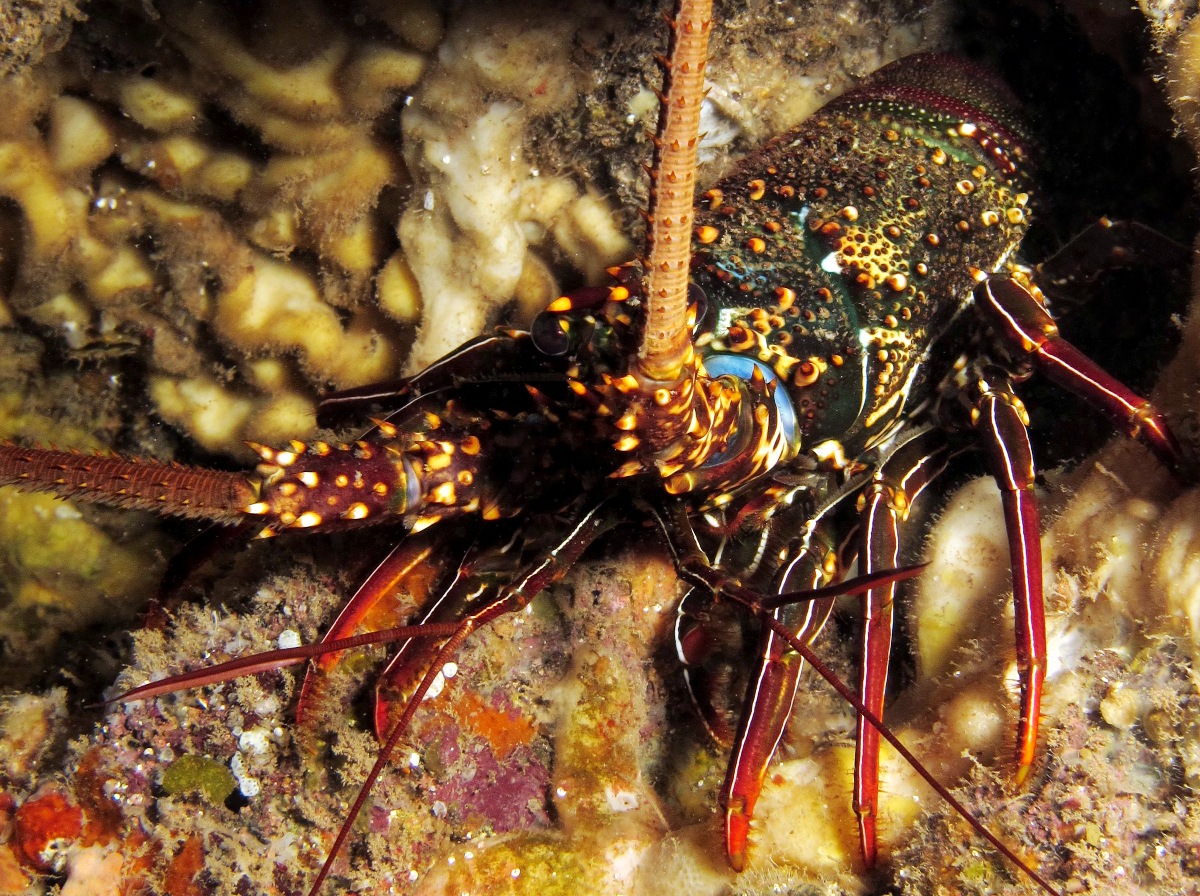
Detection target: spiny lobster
<box><xmin>0</xmin><ymin>1</ymin><xmax>1192</xmax><ymax>894</ymax></box>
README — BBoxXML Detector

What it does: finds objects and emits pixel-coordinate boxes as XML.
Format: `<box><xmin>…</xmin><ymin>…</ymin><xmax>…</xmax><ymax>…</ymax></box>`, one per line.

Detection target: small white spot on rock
<box><xmin>238</xmin><ymin>727</ymin><xmax>270</xmax><ymax>756</ymax></box>
<box><xmin>603</xmin><ymin>785</ymin><xmax>639</xmax><ymax>812</ymax></box>
<box><xmin>424</xmin><ymin>671</ymin><xmax>446</xmax><ymax>700</ymax></box>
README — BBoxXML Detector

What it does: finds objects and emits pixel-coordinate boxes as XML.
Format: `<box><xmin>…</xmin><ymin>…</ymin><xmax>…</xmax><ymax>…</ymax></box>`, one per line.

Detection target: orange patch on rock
<box><xmin>0</xmin><ymin>846</ymin><xmax>30</xmax><ymax>894</ymax></box>
<box><xmin>117</xmin><ymin>829</ymin><xmax>157</xmax><ymax>896</ymax></box>
<box><xmin>453</xmin><ymin>689</ymin><xmax>536</xmax><ymax>760</ymax></box>
<box><xmin>11</xmin><ymin>790</ymin><xmax>83</xmax><ymax>871</ymax></box>
<box><xmin>161</xmin><ymin>835</ymin><xmax>205</xmax><ymax>896</ymax></box>
<box><xmin>74</xmin><ymin>748</ymin><xmax>125</xmax><ymax>845</ymax></box>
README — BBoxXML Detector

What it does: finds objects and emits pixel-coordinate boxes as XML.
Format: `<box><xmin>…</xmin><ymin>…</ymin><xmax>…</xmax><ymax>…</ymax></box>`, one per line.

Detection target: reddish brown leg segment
<box><xmin>721</xmin><ymin>524</ymin><xmax>839</xmax><ymax>870</ymax></box>
<box><xmin>977</xmin><ymin>275</ymin><xmax>1186</xmax><ymax>478</ymax></box>
<box><xmin>971</xmin><ymin>377</ymin><xmax>1046</xmax><ymax>783</ymax></box>
<box><xmin>852</xmin><ymin>433</ymin><xmax>953</xmax><ymax>865</ymax></box>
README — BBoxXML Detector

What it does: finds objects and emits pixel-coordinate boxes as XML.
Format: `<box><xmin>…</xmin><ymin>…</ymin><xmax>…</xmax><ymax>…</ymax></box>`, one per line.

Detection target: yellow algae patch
<box><xmin>48</xmin><ymin>96</ymin><xmax>115</xmax><ymax>174</ymax></box>
<box><xmin>0</xmin><ymin>489</ymin><xmax>166</xmax><ymax>645</ymax></box>
<box><xmin>148</xmin><ymin>373</ymin><xmax>316</xmax><ymax>456</ymax></box>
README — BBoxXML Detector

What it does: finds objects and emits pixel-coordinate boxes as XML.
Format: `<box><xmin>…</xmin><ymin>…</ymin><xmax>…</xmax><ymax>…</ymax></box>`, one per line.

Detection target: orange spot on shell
<box><xmin>794</xmin><ymin>361</ymin><xmax>820</xmax><ymax>388</ymax></box>
<box><xmin>726</xmin><ymin>326</ymin><xmax>754</xmax><ymax>351</ymax></box>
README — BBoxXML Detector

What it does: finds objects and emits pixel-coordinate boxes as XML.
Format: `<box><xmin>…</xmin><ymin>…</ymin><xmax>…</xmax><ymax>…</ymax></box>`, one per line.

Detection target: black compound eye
<box><xmin>531</xmin><ymin>311</ymin><xmax>571</xmax><ymax>356</ymax></box>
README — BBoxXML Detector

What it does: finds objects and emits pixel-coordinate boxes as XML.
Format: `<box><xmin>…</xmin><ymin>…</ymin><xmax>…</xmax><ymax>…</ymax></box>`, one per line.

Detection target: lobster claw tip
<box><xmin>725</xmin><ymin>808</ymin><xmax>750</xmax><ymax>872</ymax></box>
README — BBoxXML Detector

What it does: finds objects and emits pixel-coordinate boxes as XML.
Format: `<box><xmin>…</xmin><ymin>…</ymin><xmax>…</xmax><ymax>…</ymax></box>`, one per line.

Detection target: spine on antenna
<box><xmin>0</xmin><ymin>444</ymin><xmax>256</xmax><ymax>523</ymax></box>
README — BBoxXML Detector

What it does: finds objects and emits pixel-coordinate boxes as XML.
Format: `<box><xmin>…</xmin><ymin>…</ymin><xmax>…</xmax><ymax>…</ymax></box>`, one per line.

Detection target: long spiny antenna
<box><xmin>0</xmin><ymin>443</ymin><xmax>256</xmax><ymax>522</ymax></box>
<box><xmin>639</xmin><ymin>0</ymin><xmax>711</xmax><ymax>383</ymax></box>
<box><xmin>589</xmin><ymin>0</ymin><xmax>788</xmax><ymax>494</ymax></box>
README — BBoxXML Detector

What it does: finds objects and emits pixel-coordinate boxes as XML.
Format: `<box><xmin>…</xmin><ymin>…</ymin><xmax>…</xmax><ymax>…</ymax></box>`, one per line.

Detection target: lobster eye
<box><xmin>531</xmin><ymin>311</ymin><xmax>571</xmax><ymax>356</ymax></box>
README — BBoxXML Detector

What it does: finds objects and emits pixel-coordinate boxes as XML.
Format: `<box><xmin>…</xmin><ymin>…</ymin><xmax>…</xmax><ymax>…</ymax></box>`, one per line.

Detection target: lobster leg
<box><xmin>972</xmin><ymin>272</ymin><xmax>1190</xmax><ymax>780</ymax></box>
<box><xmin>969</xmin><ymin>371</ymin><xmax>1046</xmax><ymax>783</ymax></box>
<box><xmin>649</xmin><ymin>497</ymin><xmax>925</xmax><ymax>867</ymax></box>
<box><xmin>305</xmin><ymin>501</ymin><xmax>617</xmax><ymax>895</ymax></box>
<box><xmin>747</xmin><ymin>602</ymin><xmax>1064</xmax><ymax>896</ymax></box>
<box><xmin>720</xmin><ymin>517</ymin><xmax>841</xmax><ymax>870</ymax></box>
<box><xmin>852</xmin><ymin>432</ymin><xmax>955</xmax><ymax>865</ymax></box>
<box><xmin>294</xmin><ymin>525</ymin><xmax>475</xmax><ymax>729</ymax></box>
<box><xmin>976</xmin><ymin>275</ymin><xmax>1186</xmax><ymax>478</ymax></box>
<box><xmin>654</xmin><ymin>489</ymin><xmax>1059</xmax><ymax>894</ymax></box>
<box><xmin>371</xmin><ymin>528</ymin><xmax>527</xmax><ymax>738</ymax></box>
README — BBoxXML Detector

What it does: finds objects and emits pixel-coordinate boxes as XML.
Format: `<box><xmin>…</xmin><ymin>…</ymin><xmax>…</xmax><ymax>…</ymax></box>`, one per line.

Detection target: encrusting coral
<box><xmin>1</xmin><ymin>2</ymin><xmax>1200</xmax><ymax>896</ymax></box>
<box><xmin>0</xmin><ymin>0</ymin><xmax>947</xmax><ymax>457</ymax></box>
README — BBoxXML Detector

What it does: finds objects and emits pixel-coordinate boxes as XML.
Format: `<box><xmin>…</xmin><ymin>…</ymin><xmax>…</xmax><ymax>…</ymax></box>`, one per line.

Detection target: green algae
<box><xmin>0</xmin><ymin>376</ymin><xmax>172</xmax><ymax>686</ymax></box>
<box><xmin>161</xmin><ymin>754</ymin><xmax>237</xmax><ymax>805</ymax></box>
